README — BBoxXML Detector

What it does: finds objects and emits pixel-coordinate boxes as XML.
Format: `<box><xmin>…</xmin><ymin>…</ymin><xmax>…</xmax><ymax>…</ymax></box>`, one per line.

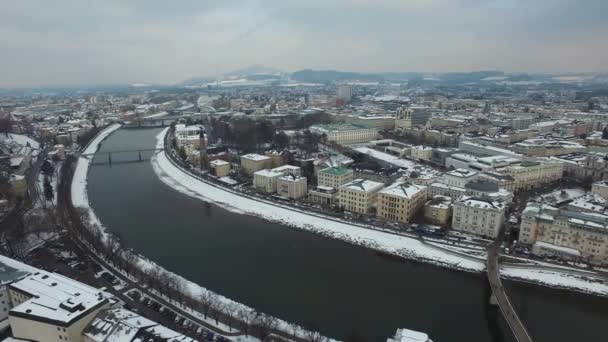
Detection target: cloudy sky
<box><xmin>1</xmin><ymin>0</ymin><xmax>607</xmax><ymax>87</ymax></box>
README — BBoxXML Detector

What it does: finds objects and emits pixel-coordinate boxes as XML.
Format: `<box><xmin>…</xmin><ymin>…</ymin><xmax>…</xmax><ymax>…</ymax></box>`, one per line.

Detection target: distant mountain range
<box><xmin>179</xmin><ymin>65</ymin><xmax>608</xmax><ymax>87</ymax></box>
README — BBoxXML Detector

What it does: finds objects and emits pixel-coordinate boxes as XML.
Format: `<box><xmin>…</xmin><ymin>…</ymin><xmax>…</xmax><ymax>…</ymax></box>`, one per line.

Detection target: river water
<box><xmin>87</xmin><ymin>128</ymin><xmax>608</xmax><ymax>342</ymax></box>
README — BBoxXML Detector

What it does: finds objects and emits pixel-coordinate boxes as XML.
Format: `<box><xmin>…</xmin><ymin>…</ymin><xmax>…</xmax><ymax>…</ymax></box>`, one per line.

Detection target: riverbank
<box><xmin>152</xmin><ymin>128</ymin><xmax>608</xmax><ymax>297</ymax></box>
<box><xmin>69</xmin><ymin>124</ymin><xmax>330</xmax><ymax>342</ymax></box>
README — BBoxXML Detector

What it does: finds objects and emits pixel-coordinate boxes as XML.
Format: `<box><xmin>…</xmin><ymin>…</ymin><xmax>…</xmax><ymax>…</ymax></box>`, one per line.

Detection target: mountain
<box><xmin>224</xmin><ymin>64</ymin><xmax>283</xmax><ymax>77</ymax></box>
<box><xmin>290</xmin><ymin>69</ymin><xmax>385</xmax><ymax>83</ymax></box>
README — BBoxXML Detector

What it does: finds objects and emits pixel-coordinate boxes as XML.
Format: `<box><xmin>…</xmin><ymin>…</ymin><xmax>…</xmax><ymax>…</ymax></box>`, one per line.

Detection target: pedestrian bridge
<box><xmin>487</xmin><ymin>242</ymin><xmax>534</xmax><ymax>342</ymax></box>
<box><xmin>81</xmin><ymin>148</ymin><xmax>165</xmax><ymax>165</ymax></box>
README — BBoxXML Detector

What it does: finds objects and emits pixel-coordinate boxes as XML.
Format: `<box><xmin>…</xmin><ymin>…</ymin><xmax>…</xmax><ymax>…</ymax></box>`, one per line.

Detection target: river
<box><xmin>87</xmin><ymin>128</ymin><xmax>608</xmax><ymax>342</ymax></box>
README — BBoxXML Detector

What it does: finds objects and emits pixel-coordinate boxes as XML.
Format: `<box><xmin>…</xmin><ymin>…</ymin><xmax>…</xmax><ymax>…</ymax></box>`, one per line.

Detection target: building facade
<box><xmin>339</xmin><ymin>179</ymin><xmax>384</xmax><ymax>214</ymax></box>
<box><xmin>253</xmin><ymin>169</ymin><xmax>283</xmax><ymax>193</ymax></box>
<box><xmin>241</xmin><ymin>154</ymin><xmax>271</xmax><ymax>175</ymax></box>
<box><xmin>318</xmin><ymin>166</ymin><xmax>354</xmax><ymax>189</ymax></box>
<box><xmin>377</xmin><ymin>182</ymin><xmax>428</xmax><ymax>223</ymax></box>
<box><xmin>519</xmin><ymin>202</ymin><xmax>608</xmax><ymax>265</ymax></box>
<box><xmin>277</xmin><ymin>175</ymin><xmax>308</xmax><ymax>199</ymax></box>
<box><xmin>451</xmin><ymin>196</ymin><xmax>506</xmax><ymax>238</ymax></box>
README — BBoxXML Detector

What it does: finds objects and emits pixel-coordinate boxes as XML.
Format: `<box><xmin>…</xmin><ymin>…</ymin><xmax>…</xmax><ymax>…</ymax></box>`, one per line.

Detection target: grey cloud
<box><xmin>0</xmin><ymin>0</ymin><xmax>607</xmax><ymax>87</ymax></box>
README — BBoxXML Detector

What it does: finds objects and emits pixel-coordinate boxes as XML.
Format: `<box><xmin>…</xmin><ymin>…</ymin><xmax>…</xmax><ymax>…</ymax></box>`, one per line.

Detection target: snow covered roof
<box><xmin>241</xmin><ymin>153</ymin><xmax>270</xmax><ymax>162</ymax></box>
<box><xmin>84</xmin><ymin>308</ymin><xmax>157</xmax><ymax>342</ymax></box>
<box><xmin>456</xmin><ymin>196</ymin><xmax>504</xmax><ymax>210</ymax></box>
<box><xmin>446</xmin><ymin>168</ymin><xmax>477</xmax><ymax>178</ymax></box>
<box><xmin>209</xmin><ymin>159</ymin><xmax>229</xmax><ymax>166</ymax></box>
<box><xmin>386</xmin><ymin>328</ymin><xmax>432</xmax><ymax>342</ymax></box>
<box><xmin>9</xmin><ymin>270</ymin><xmax>112</xmax><ymax>326</ymax></box>
<box><xmin>253</xmin><ymin>169</ymin><xmax>283</xmax><ymax>178</ymax></box>
<box><xmin>0</xmin><ymin>260</ymin><xmax>28</xmax><ymax>286</ymax></box>
<box><xmin>341</xmin><ymin>179</ymin><xmax>384</xmax><ymax>193</ymax></box>
<box><xmin>380</xmin><ymin>181</ymin><xmax>426</xmax><ymax>199</ymax></box>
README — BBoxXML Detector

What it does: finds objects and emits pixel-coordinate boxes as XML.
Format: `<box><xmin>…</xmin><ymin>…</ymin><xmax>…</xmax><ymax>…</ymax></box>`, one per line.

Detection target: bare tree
<box><xmin>237</xmin><ymin>309</ymin><xmax>256</xmax><ymax>337</ymax></box>
<box><xmin>304</xmin><ymin>330</ymin><xmax>329</xmax><ymax>342</ymax></box>
<box><xmin>254</xmin><ymin>313</ymin><xmax>279</xmax><ymax>341</ymax></box>
<box><xmin>199</xmin><ymin>291</ymin><xmax>216</xmax><ymax>319</ymax></box>
<box><xmin>209</xmin><ymin>296</ymin><xmax>225</xmax><ymax>325</ymax></box>
<box><xmin>224</xmin><ymin>302</ymin><xmax>239</xmax><ymax>331</ymax></box>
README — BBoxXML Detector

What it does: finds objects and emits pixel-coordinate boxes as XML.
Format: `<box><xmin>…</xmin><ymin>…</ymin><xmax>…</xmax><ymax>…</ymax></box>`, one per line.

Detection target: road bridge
<box><xmin>487</xmin><ymin>242</ymin><xmax>534</xmax><ymax>342</ymax></box>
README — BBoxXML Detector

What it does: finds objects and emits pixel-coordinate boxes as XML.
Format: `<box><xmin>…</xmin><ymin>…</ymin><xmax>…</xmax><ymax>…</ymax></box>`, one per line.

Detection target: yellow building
<box><xmin>241</xmin><ymin>154</ymin><xmax>271</xmax><ymax>176</ymax></box>
<box><xmin>423</xmin><ymin>196</ymin><xmax>452</xmax><ymax>226</ymax></box>
<box><xmin>377</xmin><ymin>182</ymin><xmax>428</xmax><ymax>223</ymax></box>
<box><xmin>339</xmin><ymin>179</ymin><xmax>384</xmax><ymax>214</ymax></box>
<box><xmin>318</xmin><ymin>166</ymin><xmax>354</xmax><ymax>189</ymax></box>
<box><xmin>495</xmin><ymin>161</ymin><xmax>563</xmax><ymax>191</ymax></box>
<box><xmin>210</xmin><ymin>159</ymin><xmax>230</xmax><ymax>177</ymax></box>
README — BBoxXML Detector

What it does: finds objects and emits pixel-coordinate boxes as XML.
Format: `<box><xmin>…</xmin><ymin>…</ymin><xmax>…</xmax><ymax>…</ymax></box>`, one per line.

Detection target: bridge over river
<box><xmin>81</xmin><ymin>148</ymin><xmax>164</xmax><ymax>165</ymax></box>
<box><xmin>487</xmin><ymin>242</ymin><xmax>534</xmax><ymax>342</ymax></box>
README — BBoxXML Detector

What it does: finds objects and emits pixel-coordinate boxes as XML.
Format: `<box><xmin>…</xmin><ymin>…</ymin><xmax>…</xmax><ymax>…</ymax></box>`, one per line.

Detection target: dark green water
<box><xmin>88</xmin><ymin>128</ymin><xmax>608</xmax><ymax>341</ymax></box>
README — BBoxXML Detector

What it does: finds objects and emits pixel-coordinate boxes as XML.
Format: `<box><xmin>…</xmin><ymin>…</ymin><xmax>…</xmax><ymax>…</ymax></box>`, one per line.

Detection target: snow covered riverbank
<box><xmin>152</xmin><ymin>128</ymin><xmax>608</xmax><ymax>297</ymax></box>
<box><xmin>152</xmin><ymin>128</ymin><xmax>485</xmax><ymax>272</ymax></box>
<box><xmin>70</xmin><ymin>125</ymin><xmax>328</xmax><ymax>341</ymax></box>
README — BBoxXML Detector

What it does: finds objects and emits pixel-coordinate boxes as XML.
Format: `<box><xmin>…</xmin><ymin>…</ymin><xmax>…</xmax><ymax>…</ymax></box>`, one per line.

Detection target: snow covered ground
<box><xmin>71</xmin><ymin>124</ymin><xmax>121</xmax><ymax>229</ymax></box>
<box><xmin>152</xmin><ymin>128</ymin><xmax>608</xmax><ymax>297</ymax></box>
<box><xmin>4</xmin><ymin>133</ymin><xmax>40</xmax><ymax>149</ymax></box>
<box><xmin>501</xmin><ymin>266</ymin><xmax>608</xmax><ymax>296</ymax></box>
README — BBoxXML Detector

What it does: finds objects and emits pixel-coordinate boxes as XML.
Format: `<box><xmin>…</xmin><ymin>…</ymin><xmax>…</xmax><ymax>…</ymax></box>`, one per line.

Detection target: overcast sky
<box><xmin>1</xmin><ymin>0</ymin><xmax>607</xmax><ymax>87</ymax></box>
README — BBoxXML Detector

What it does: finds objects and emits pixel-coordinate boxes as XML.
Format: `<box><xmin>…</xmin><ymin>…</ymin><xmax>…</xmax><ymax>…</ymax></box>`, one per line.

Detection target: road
<box><xmin>487</xmin><ymin>242</ymin><xmax>534</xmax><ymax>342</ymax></box>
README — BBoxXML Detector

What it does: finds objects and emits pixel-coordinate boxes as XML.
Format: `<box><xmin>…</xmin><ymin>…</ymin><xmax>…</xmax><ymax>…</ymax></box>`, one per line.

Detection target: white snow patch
<box><xmin>71</xmin><ymin>124</ymin><xmax>121</xmax><ymax>230</ymax></box>
<box><xmin>501</xmin><ymin>266</ymin><xmax>608</xmax><ymax>296</ymax></box>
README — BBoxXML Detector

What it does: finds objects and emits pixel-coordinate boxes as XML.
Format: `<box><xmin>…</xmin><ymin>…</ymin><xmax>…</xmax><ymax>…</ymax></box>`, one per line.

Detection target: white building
<box><xmin>309</xmin><ymin>123</ymin><xmax>378</xmax><ymax>145</ymax></box>
<box><xmin>277</xmin><ymin>175</ymin><xmax>308</xmax><ymax>199</ymax></box>
<box><xmin>271</xmin><ymin>165</ymin><xmax>301</xmax><ymax>177</ymax></box>
<box><xmin>253</xmin><ymin>169</ymin><xmax>283</xmax><ymax>193</ymax></box>
<box><xmin>592</xmin><ymin>181</ymin><xmax>608</xmax><ymax>201</ymax></box>
<box><xmin>519</xmin><ymin>201</ymin><xmax>608</xmax><ymax>265</ymax></box>
<box><xmin>8</xmin><ymin>271</ymin><xmax>113</xmax><ymax>342</ymax></box>
<box><xmin>339</xmin><ymin>179</ymin><xmax>384</xmax><ymax>214</ymax></box>
<box><xmin>410</xmin><ymin>146</ymin><xmax>433</xmax><ymax>162</ymax></box>
<box><xmin>442</xmin><ymin>168</ymin><xmax>478</xmax><ymax>188</ymax></box>
<box><xmin>452</xmin><ymin>196</ymin><xmax>506</xmax><ymax>238</ymax></box>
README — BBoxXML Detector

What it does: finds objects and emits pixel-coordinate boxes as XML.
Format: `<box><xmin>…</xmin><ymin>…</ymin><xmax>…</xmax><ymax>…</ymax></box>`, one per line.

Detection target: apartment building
<box><xmin>452</xmin><ymin>196</ymin><xmax>506</xmax><ymax>238</ymax></box>
<box><xmin>253</xmin><ymin>169</ymin><xmax>283</xmax><ymax>193</ymax></box>
<box><xmin>442</xmin><ymin>168</ymin><xmax>478</xmax><ymax>188</ymax></box>
<box><xmin>318</xmin><ymin>166</ymin><xmax>354</xmax><ymax>189</ymax></box>
<box><xmin>493</xmin><ymin>161</ymin><xmax>563</xmax><ymax>191</ymax></box>
<box><xmin>277</xmin><ymin>175</ymin><xmax>308</xmax><ymax>200</ymax></box>
<box><xmin>592</xmin><ymin>181</ymin><xmax>608</xmax><ymax>201</ymax></box>
<box><xmin>520</xmin><ymin>201</ymin><xmax>608</xmax><ymax>265</ymax></box>
<box><xmin>377</xmin><ymin>182</ymin><xmax>428</xmax><ymax>223</ymax></box>
<box><xmin>309</xmin><ymin>123</ymin><xmax>378</xmax><ymax>145</ymax></box>
<box><xmin>240</xmin><ymin>154</ymin><xmax>271</xmax><ymax>176</ymax></box>
<box><xmin>424</xmin><ymin>196</ymin><xmax>452</xmax><ymax>226</ymax></box>
<box><xmin>339</xmin><ymin>179</ymin><xmax>384</xmax><ymax>214</ymax></box>
<box><xmin>209</xmin><ymin>159</ymin><xmax>230</xmax><ymax>177</ymax></box>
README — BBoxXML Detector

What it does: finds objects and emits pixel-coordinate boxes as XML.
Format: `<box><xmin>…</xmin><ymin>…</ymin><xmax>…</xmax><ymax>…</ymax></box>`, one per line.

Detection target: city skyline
<box><xmin>2</xmin><ymin>0</ymin><xmax>608</xmax><ymax>87</ymax></box>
